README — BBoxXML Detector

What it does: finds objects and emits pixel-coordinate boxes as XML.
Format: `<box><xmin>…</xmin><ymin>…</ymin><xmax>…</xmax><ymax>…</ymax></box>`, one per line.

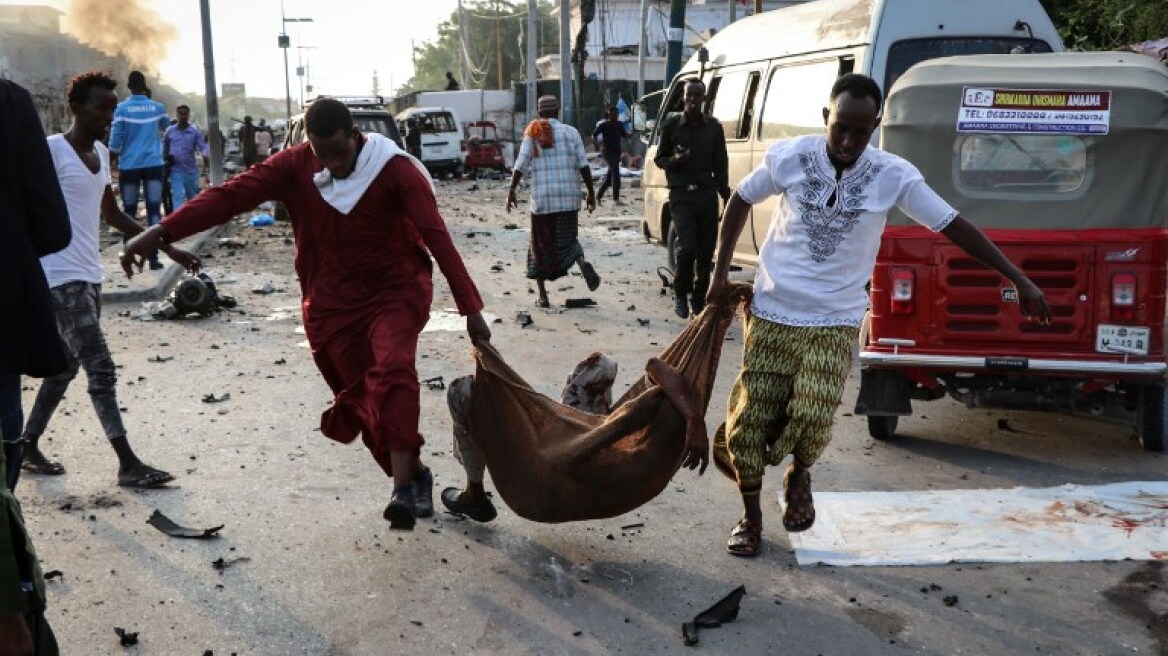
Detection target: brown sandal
<box><xmin>726</xmin><ymin>518</ymin><xmax>762</xmax><ymax>557</ymax></box>
<box><xmin>782</xmin><ymin>465</ymin><xmax>815</xmax><ymax>533</ymax></box>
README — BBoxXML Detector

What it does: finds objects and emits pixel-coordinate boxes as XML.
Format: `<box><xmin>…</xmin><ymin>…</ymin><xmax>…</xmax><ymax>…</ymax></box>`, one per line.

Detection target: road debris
<box><xmin>202</xmin><ymin>392</ymin><xmax>231</xmax><ymax>404</ymax></box>
<box><xmin>114</xmin><ymin>627</ymin><xmax>139</xmax><ymax>646</ymax></box>
<box><xmin>515</xmin><ymin>311</ymin><xmax>534</xmax><ymax>328</ymax></box>
<box><xmin>147</xmin><ymin>509</ymin><xmax>224</xmax><ymax>539</ymax></box>
<box><xmin>422</xmin><ymin>376</ymin><xmax>446</xmax><ymax>391</ymax></box>
<box><xmin>564</xmin><ymin>298</ymin><xmax>597</xmax><ymax>309</ymax></box>
<box><xmin>682</xmin><ymin>585</ymin><xmax>746</xmax><ymax>646</ymax></box>
<box><xmin>147</xmin><ymin>355</ymin><xmax>173</xmax><ymax>363</ymax></box>
<box><xmin>212</xmin><ymin>556</ymin><xmax>250</xmax><ymax>572</ymax></box>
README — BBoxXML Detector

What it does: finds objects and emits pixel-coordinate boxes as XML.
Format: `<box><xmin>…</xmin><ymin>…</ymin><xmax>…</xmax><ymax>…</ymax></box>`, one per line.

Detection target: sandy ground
<box><xmin>11</xmin><ymin>176</ymin><xmax>1167</xmax><ymax>655</ymax></box>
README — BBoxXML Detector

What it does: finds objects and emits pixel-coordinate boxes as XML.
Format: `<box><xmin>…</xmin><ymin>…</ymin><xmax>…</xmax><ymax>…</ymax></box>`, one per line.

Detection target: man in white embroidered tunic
<box><xmin>705</xmin><ymin>74</ymin><xmax>1052</xmax><ymax>558</ymax></box>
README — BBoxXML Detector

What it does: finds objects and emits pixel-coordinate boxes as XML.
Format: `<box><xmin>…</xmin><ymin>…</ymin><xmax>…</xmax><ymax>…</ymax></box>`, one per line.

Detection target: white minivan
<box><xmin>396</xmin><ymin>106</ymin><xmax>465</xmax><ymax>177</ymax></box>
<box><xmin>641</xmin><ymin>0</ymin><xmax>1064</xmax><ymax>267</ymax></box>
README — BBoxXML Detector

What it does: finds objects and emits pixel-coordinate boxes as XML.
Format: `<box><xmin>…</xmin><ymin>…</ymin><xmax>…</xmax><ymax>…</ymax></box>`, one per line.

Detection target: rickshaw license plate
<box><xmin>1096</xmin><ymin>324</ymin><xmax>1150</xmax><ymax>355</ymax></box>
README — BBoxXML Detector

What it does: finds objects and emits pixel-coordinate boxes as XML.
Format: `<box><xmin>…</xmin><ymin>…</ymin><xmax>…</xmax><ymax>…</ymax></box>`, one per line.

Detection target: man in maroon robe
<box><xmin>121</xmin><ymin>99</ymin><xmax>491</xmax><ymax>531</ymax></box>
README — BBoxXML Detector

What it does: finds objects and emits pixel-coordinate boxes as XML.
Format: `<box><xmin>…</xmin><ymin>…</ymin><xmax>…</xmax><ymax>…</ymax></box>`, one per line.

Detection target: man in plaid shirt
<box><xmin>507</xmin><ymin>95</ymin><xmax>600</xmax><ymax>308</ymax></box>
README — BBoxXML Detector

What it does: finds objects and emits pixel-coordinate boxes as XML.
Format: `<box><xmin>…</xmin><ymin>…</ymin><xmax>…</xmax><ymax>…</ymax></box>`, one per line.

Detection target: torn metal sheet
<box><xmin>147</xmin><ymin>509</ymin><xmax>223</xmax><ymax>539</ymax></box>
<box><xmin>682</xmin><ymin>585</ymin><xmax>746</xmax><ymax>646</ymax></box>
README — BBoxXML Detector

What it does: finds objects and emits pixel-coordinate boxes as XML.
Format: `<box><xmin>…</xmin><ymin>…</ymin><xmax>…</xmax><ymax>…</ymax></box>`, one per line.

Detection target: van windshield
<box><xmin>886</xmin><ymin>38</ymin><xmax>1053</xmax><ymax>91</ymax></box>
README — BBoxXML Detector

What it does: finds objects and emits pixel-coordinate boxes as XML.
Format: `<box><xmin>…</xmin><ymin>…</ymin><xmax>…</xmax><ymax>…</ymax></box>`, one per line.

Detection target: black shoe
<box><xmin>413</xmin><ymin>468</ymin><xmax>434</xmax><ymax>518</ymax></box>
<box><xmin>149</xmin><ymin>260</ymin><xmax>164</xmax><ymax>271</ymax></box>
<box><xmin>440</xmin><ymin>487</ymin><xmax>497</xmax><ymax>523</ymax></box>
<box><xmin>383</xmin><ymin>486</ymin><xmax>416</xmax><ymax>530</ymax></box>
<box><xmin>690</xmin><ymin>295</ymin><xmax>706</xmax><ymax>316</ymax></box>
<box><xmin>674</xmin><ymin>295</ymin><xmax>690</xmax><ymax>319</ymax></box>
<box><xmin>580</xmin><ymin>261</ymin><xmax>601</xmax><ymax>291</ymax></box>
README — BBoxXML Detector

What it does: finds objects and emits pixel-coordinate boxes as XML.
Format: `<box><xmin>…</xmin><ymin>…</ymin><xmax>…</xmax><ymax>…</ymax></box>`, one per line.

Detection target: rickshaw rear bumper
<box><xmin>859</xmin><ymin>351</ymin><xmax>1167</xmax><ymax>380</ymax></box>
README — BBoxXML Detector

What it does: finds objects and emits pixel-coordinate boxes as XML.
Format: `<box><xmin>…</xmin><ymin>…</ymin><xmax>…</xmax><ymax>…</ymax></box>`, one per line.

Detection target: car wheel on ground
<box><xmin>867</xmin><ymin>415</ymin><xmax>899</xmax><ymax>440</ymax></box>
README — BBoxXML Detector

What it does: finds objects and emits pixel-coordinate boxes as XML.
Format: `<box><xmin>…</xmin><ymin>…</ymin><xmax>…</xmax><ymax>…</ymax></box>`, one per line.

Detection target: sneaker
<box><xmin>440</xmin><ymin>487</ymin><xmax>498</xmax><ymax>523</ymax></box>
<box><xmin>674</xmin><ymin>295</ymin><xmax>690</xmax><ymax>319</ymax></box>
<box><xmin>383</xmin><ymin>485</ymin><xmax>416</xmax><ymax>530</ymax></box>
<box><xmin>690</xmin><ymin>295</ymin><xmax>706</xmax><ymax>316</ymax></box>
<box><xmin>412</xmin><ymin>467</ymin><xmax>434</xmax><ymax>518</ymax></box>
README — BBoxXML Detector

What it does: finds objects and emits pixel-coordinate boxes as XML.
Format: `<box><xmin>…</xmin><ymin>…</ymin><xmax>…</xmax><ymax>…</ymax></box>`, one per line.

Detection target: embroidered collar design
<box><xmin>794</xmin><ymin>148</ymin><xmax>882</xmax><ymax>262</ymax></box>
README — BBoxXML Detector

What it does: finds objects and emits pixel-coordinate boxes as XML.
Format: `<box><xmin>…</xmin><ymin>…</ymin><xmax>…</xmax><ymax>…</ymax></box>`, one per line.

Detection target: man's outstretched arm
<box><xmin>941</xmin><ymin>216</ymin><xmax>1051</xmax><ymax>323</ymax></box>
<box><xmin>122</xmin><ymin>151</ymin><xmax>292</xmax><ymax>276</ymax></box>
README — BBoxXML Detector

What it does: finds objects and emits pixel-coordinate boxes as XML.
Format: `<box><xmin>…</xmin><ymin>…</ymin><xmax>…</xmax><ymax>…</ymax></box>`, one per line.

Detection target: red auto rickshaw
<box><xmin>855</xmin><ymin>53</ymin><xmax>1168</xmax><ymax>451</ymax></box>
<box><xmin>462</xmin><ymin>121</ymin><xmax>507</xmax><ymax>174</ymax></box>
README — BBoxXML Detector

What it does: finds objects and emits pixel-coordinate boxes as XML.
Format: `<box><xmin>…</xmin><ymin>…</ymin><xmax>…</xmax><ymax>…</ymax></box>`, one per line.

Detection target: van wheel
<box><xmin>666</xmin><ymin>221</ymin><xmax>679</xmax><ymax>271</ymax></box>
<box><xmin>867</xmin><ymin>416</ymin><xmax>899</xmax><ymax>441</ymax></box>
<box><xmin>1137</xmin><ymin>385</ymin><xmax>1167</xmax><ymax>452</ymax></box>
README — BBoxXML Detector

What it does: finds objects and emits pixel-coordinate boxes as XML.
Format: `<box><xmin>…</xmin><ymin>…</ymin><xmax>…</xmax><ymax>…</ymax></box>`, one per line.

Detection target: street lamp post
<box><xmin>279</xmin><ymin>10</ymin><xmax>313</xmax><ymax>121</ymax></box>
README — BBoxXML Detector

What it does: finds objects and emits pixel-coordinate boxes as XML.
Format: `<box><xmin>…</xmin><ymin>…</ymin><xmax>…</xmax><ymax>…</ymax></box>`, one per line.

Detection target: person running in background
<box><xmin>163</xmin><ymin>104</ymin><xmax>209</xmax><ymax>210</ymax></box>
<box><xmin>507</xmin><ymin>94</ymin><xmax>600</xmax><ymax>309</ymax></box>
<box><xmin>21</xmin><ymin>71</ymin><xmax>195</xmax><ymax>489</ymax></box>
<box><xmin>109</xmin><ymin>70</ymin><xmax>169</xmax><ymax>270</ymax></box>
<box><xmin>593</xmin><ymin>106</ymin><xmax>631</xmax><ymax>206</ymax></box>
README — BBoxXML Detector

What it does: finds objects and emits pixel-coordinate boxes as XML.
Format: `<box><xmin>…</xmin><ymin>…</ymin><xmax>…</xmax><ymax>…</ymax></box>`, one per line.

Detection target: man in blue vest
<box><xmin>109</xmin><ymin>70</ymin><xmax>169</xmax><ymax>270</ymax></box>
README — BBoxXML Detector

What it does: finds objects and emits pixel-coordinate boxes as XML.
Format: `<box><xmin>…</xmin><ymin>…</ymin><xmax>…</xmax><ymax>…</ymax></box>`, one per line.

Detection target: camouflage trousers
<box><xmin>714</xmin><ymin>315</ymin><xmax>857</xmax><ymax>494</ymax></box>
<box><xmin>23</xmin><ymin>282</ymin><xmax>126</xmax><ymax>442</ymax></box>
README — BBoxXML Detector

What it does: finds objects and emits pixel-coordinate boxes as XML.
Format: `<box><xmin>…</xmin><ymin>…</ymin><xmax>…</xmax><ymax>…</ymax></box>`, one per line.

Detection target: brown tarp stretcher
<box><xmin>468</xmin><ymin>284</ymin><xmax>751</xmax><ymax>522</ymax></box>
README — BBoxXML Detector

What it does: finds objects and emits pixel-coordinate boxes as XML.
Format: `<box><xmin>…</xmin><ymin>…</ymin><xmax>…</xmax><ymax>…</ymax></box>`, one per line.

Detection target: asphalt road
<box><xmin>14</xmin><ymin>179</ymin><xmax>1166</xmax><ymax>655</ymax></box>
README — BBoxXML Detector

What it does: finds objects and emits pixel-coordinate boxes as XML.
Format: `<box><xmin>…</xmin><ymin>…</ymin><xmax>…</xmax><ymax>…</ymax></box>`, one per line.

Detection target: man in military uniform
<box><xmin>654</xmin><ymin>79</ymin><xmax>730</xmax><ymax>319</ymax></box>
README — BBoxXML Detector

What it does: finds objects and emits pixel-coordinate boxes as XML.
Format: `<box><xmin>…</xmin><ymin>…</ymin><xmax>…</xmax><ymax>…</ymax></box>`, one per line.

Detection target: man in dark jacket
<box><xmin>0</xmin><ymin>78</ymin><xmax>70</xmax><ymax>656</ymax></box>
<box><xmin>654</xmin><ymin>79</ymin><xmax>730</xmax><ymax>319</ymax></box>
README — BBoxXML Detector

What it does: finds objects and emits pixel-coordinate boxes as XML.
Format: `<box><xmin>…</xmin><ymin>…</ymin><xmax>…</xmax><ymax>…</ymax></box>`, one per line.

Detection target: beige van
<box><xmin>640</xmin><ymin>0</ymin><xmax>1064</xmax><ymax>269</ymax></box>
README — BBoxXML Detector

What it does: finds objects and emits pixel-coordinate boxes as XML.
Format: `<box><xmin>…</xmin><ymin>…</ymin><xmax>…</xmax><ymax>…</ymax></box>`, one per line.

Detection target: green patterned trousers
<box><xmin>714</xmin><ymin>315</ymin><xmax>858</xmax><ymax>495</ymax></box>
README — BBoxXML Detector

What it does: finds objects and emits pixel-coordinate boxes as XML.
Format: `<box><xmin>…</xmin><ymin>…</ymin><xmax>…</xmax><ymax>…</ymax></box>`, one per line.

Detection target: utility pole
<box><xmin>458</xmin><ymin>0</ymin><xmax>468</xmax><ymax>89</ymax></box>
<box><xmin>754</xmin><ymin>0</ymin><xmax>762</xmax><ymax>14</ymax></box>
<box><xmin>559</xmin><ymin>0</ymin><xmax>572</xmax><ymax>125</ymax></box>
<box><xmin>728</xmin><ymin>0</ymin><xmax>736</xmax><ymax>24</ymax></box>
<box><xmin>526</xmin><ymin>0</ymin><xmax>537</xmax><ymax>124</ymax></box>
<box><xmin>495</xmin><ymin>0</ymin><xmax>504</xmax><ymax>89</ymax></box>
<box><xmin>199</xmin><ymin>0</ymin><xmax>223</xmax><ymax>186</ymax></box>
<box><xmin>665</xmin><ymin>0</ymin><xmax>686</xmax><ymax>84</ymax></box>
<box><xmin>637</xmin><ymin>0</ymin><xmax>648</xmax><ymax>100</ymax></box>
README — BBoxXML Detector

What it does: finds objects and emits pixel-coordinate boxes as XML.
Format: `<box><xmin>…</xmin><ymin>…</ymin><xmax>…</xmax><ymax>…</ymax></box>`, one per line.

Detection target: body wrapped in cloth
<box><xmin>468</xmin><ymin>284</ymin><xmax>751</xmax><ymax>522</ymax></box>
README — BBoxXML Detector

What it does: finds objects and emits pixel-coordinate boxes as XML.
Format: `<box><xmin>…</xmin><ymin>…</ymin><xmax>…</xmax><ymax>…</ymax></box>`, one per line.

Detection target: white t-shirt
<box><xmin>42</xmin><ymin>134</ymin><xmax>111</xmax><ymax>288</ymax></box>
<box><xmin>737</xmin><ymin>134</ymin><xmax>958</xmax><ymax>327</ymax></box>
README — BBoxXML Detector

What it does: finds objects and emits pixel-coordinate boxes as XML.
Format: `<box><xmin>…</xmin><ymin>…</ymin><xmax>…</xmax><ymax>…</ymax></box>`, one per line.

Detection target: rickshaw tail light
<box><xmin>1111</xmin><ymin>273</ymin><xmax>1137</xmax><ymax>321</ymax></box>
<box><xmin>890</xmin><ymin>269</ymin><xmax>915</xmax><ymax>315</ymax></box>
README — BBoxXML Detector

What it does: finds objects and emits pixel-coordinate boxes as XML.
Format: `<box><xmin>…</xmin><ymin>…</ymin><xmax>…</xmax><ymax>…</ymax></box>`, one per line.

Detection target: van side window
<box><xmin>652</xmin><ymin>80</ymin><xmax>688</xmax><ymax>146</ymax></box>
<box><xmin>757</xmin><ymin>59</ymin><xmax>841</xmax><ymax>141</ymax></box>
<box><xmin>708</xmin><ymin>71</ymin><xmax>756</xmax><ymax>141</ymax></box>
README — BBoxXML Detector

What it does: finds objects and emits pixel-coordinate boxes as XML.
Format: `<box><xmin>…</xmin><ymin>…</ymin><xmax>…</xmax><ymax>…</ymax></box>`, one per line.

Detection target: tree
<box><xmin>401</xmin><ymin>0</ymin><xmax>559</xmax><ymax>93</ymax></box>
<box><xmin>1040</xmin><ymin>0</ymin><xmax>1168</xmax><ymax>50</ymax></box>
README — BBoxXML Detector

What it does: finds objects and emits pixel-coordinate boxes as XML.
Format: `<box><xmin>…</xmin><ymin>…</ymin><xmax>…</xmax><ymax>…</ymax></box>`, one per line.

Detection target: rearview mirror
<box><xmin>632</xmin><ymin>103</ymin><xmax>647</xmax><ymax>131</ymax></box>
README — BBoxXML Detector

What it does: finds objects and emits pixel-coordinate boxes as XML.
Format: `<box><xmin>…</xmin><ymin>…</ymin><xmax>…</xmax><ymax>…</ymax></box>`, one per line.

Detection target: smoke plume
<box><xmin>63</xmin><ymin>0</ymin><xmax>177</xmax><ymax>73</ymax></box>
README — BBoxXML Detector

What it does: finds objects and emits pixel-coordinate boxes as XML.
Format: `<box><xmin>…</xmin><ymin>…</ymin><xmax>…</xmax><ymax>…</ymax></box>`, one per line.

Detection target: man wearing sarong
<box><xmin>121</xmin><ymin>98</ymin><xmax>492</xmax><ymax>531</ymax></box>
<box><xmin>705</xmin><ymin>74</ymin><xmax>1052</xmax><ymax>557</ymax></box>
<box><xmin>507</xmin><ymin>95</ymin><xmax>601</xmax><ymax>309</ymax></box>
